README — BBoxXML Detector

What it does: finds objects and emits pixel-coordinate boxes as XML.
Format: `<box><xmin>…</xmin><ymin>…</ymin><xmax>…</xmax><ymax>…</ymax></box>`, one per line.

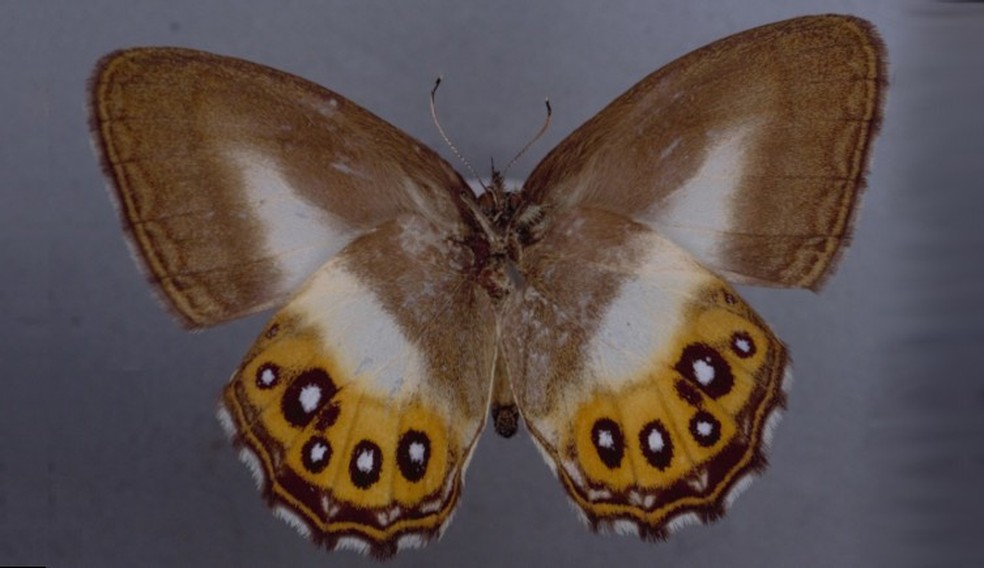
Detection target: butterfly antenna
<box><xmin>502</xmin><ymin>98</ymin><xmax>552</xmax><ymax>178</ymax></box>
<box><xmin>430</xmin><ymin>77</ymin><xmax>487</xmax><ymax>191</ymax></box>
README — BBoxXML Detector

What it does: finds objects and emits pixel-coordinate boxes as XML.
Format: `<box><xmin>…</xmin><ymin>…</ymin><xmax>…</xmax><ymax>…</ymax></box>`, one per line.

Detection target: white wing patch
<box><xmin>649</xmin><ymin>122</ymin><xmax>759</xmax><ymax>267</ymax></box>
<box><xmin>289</xmin><ymin>261</ymin><xmax>424</xmax><ymax>398</ymax></box>
<box><xmin>586</xmin><ymin>234</ymin><xmax>711</xmax><ymax>387</ymax></box>
<box><xmin>230</xmin><ymin>147</ymin><xmax>354</xmax><ymax>297</ymax></box>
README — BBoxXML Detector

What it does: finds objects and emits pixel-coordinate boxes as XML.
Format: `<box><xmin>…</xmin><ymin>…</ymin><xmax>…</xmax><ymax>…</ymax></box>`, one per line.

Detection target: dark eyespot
<box><xmin>255</xmin><ymin>362</ymin><xmax>280</xmax><ymax>389</ymax></box>
<box><xmin>689</xmin><ymin>411</ymin><xmax>722</xmax><ymax>448</ymax></box>
<box><xmin>639</xmin><ymin>420</ymin><xmax>673</xmax><ymax>470</ymax></box>
<box><xmin>730</xmin><ymin>331</ymin><xmax>756</xmax><ymax>358</ymax></box>
<box><xmin>301</xmin><ymin>436</ymin><xmax>332</xmax><ymax>474</ymax></box>
<box><xmin>396</xmin><ymin>430</ymin><xmax>431</xmax><ymax>482</ymax></box>
<box><xmin>674</xmin><ymin>379</ymin><xmax>703</xmax><ymax>408</ymax></box>
<box><xmin>591</xmin><ymin>418</ymin><xmax>625</xmax><ymax>469</ymax></box>
<box><xmin>282</xmin><ymin>368</ymin><xmax>337</xmax><ymax>427</ymax></box>
<box><xmin>316</xmin><ymin>402</ymin><xmax>341</xmax><ymax>430</ymax></box>
<box><xmin>675</xmin><ymin>343</ymin><xmax>734</xmax><ymax>399</ymax></box>
<box><xmin>349</xmin><ymin>440</ymin><xmax>383</xmax><ymax>489</ymax></box>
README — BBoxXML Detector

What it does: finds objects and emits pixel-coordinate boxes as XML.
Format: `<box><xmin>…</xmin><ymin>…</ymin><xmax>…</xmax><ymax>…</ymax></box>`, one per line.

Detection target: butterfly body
<box><xmin>90</xmin><ymin>15</ymin><xmax>884</xmax><ymax>557</ymax></box>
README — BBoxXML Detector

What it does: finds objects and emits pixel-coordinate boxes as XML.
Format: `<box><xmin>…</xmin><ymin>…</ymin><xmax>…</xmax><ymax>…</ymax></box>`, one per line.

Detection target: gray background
<box><xmin>2</xmin><ymin>1</ymin><xmax>982</xmax><ymax>566</ymax></box>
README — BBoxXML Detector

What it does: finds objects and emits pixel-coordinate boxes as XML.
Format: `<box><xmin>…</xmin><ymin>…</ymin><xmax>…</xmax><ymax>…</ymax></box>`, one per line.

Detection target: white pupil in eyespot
<box><xmin>357</xmin><ymin>449</ymin><xmax>374</xmax><ymax>473</ymax></box>
<box><xmin>299</xmin><ymin>385</ymin><xmax>322</xmax><ymax>413</ymax></box>
<box><xmin>696</xmin><ymin>421</ymin><xmax>713</xmax><ymax>437</ymax></box>
<box><xmin>309</xmin><ymin>442</ymin><xmax>328</xmax><ymax>462</ymax></box>
<box><xmin>408</xmin><ymin>442</ymin><xmax>426</xmax><ymax>463</ymax></box>
<box><xmin>647</xmin><ymin>429</ymin><xmax>664</xmax><ymax>452</ymax></box>
<box><xmin>260</xmin><ymin>368</ymin><xmax>276</xmax><ymax>385</ymax></box>
<box><xmin>597</xmin><ymin>430</ymin><xmax>614</xmax><ymax>448</ymax></box>
<box><xmin>735</xmin><ymin>338</ymin><xmax>751</xmax><ymax>352</ymax></box>
<box><xmin>693</xmin><ymin>359</ymin><xmax>715</xmax><ymax>385</ymax></box>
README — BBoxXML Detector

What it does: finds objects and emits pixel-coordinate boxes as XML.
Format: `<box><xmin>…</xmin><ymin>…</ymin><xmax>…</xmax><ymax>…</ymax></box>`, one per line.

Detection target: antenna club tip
<box><xmin>431</xmin><ymin>76</ymin><xmax>444</xmax><ymax>97</ymax></box>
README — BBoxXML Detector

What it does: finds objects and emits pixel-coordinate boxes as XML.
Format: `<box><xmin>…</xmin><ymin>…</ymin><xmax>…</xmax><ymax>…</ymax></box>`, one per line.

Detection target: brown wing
<box><xmin>90</xmin><ymin>48</ymin><xmax>471</xmax><ymax>327</ymax></box>
<box><xmin>522</xmin><ymin>15</ymin><xmax>885</xmax><ymax>288</ymax></box>
<box><xmin>219</xmin><ymin>214</ymin><xmax>497</xmax><ymax>556</ymax></box>
<box><xmin>500</xmin><ymin>207</ymin><xmax>788</xmax><ymax>537</ymax></box>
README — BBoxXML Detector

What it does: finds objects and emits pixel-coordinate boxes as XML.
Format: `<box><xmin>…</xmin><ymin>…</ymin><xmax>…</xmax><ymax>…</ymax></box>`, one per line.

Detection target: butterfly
<box><xmin>89</xmin><ymin>14</ymin><xmax>885</xmax><ymax>558</ymax></box>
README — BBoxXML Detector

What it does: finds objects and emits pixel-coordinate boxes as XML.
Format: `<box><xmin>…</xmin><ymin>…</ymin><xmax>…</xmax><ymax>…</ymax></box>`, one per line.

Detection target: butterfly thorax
<box><xmin>466</xmin><ymin>170</ymin><xmax>545</xmax><ymax>302</ymax></box>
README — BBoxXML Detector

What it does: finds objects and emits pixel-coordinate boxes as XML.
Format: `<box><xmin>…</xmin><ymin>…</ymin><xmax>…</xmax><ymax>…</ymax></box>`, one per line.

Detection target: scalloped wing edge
<box><xmin>216</xmin><ymin>404</ymin><xmax>467</xmax><ymax>558</ymax></box>
<box><xmin>528</xmin><ymin>364</ymin><xmax>792</xmax><ymax>540</ymax></box>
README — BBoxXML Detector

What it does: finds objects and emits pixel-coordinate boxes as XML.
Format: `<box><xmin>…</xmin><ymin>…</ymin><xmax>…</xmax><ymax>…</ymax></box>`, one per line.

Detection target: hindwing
<box><xmin>218</xmin><ymin>216</ymin><xmax>496</xmax><ymax>557</ymax></box>
<box><xmin>501</xmin><ymin>208</ymin><xmax>788</xmax><ymax>535</ymax></box>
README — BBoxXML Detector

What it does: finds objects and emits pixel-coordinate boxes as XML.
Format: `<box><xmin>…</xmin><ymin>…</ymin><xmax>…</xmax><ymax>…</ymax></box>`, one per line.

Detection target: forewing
<box><xmin>522</xmin><ymin>15</ymin><xmax>885</xmax><ymax>288</ymax></box>
<box><xmin>218</xmin><ymin>215</ymin><xmax>496</xmax><ymax>557</ymax></box>
<box><xmin>90</xmin><ymin>48</ymin><xmax>471</xmax><ymax>327</ymax></box>
<box><xmin>501</xmin><ymin>208</ymin><xmax>788</xmax><ymax>537</ymax></box>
